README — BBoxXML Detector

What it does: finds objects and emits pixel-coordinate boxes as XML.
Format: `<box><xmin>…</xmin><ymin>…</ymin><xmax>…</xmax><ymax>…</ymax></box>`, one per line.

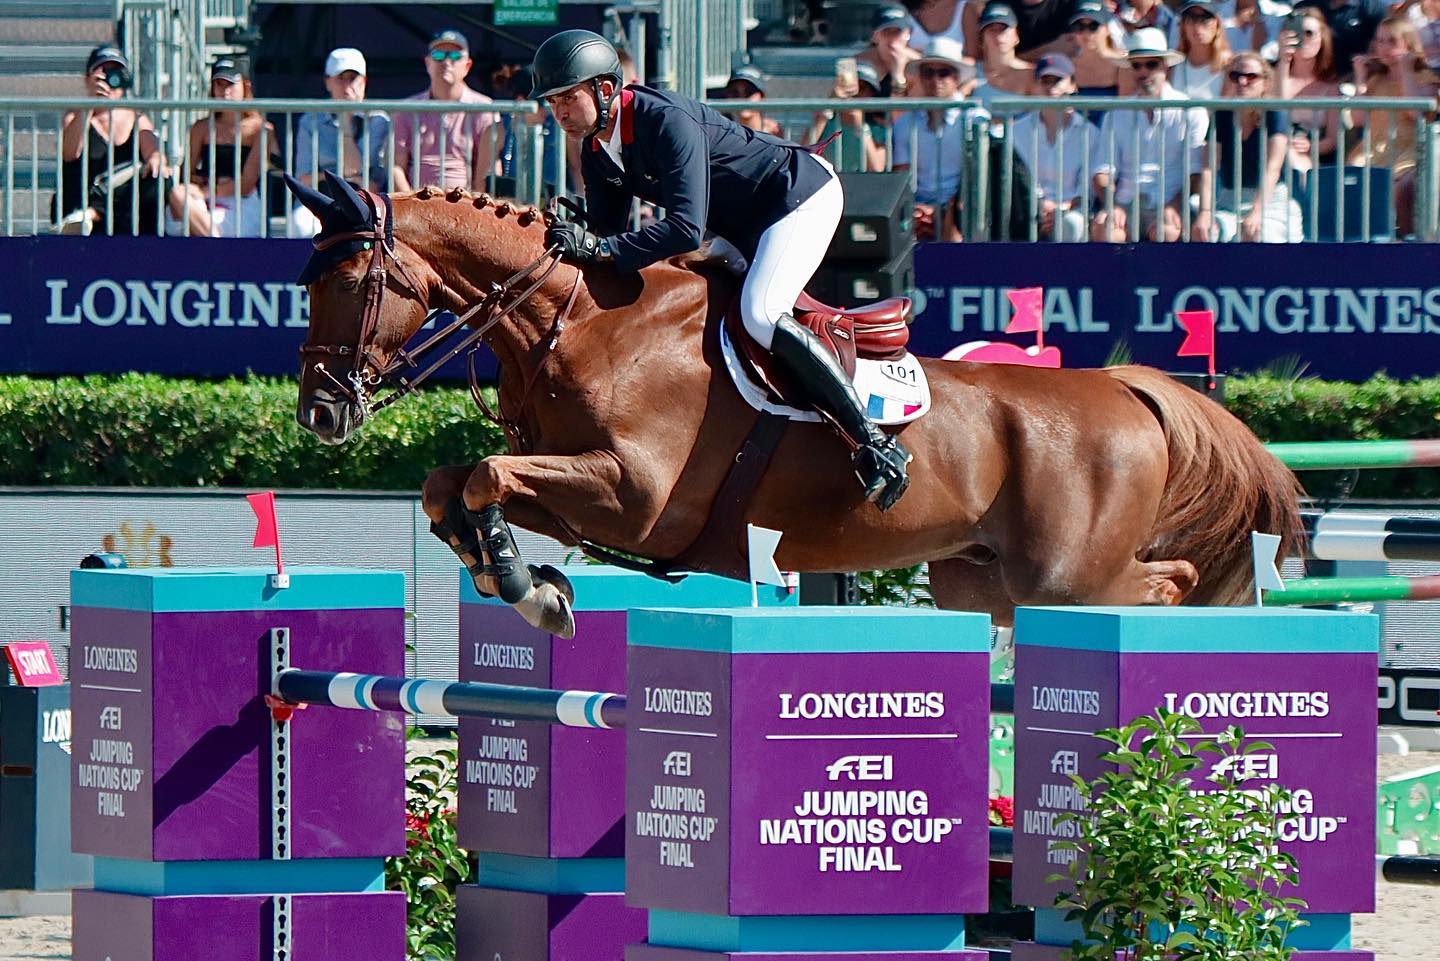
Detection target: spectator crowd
<box><xmin>51</xmin><ymin>0</ymin><xmax>1440</xmax><ymax>242</ymax></box>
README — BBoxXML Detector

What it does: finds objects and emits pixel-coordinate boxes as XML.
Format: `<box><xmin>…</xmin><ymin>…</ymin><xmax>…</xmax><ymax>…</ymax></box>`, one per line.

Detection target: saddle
<box><xmin>726</xmin><ymin>291</ymin><xmax>912</xmax><ymax>405</ymax></box>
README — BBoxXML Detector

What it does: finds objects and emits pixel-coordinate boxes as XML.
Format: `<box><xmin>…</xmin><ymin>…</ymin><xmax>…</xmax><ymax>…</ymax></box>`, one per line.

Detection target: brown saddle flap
<box><xmin>725</xmin><ymin>300</ymin><xmax>857</xmax><ymax>407</ymax></box>
<box><xmin>795</xmin><ymin>291</ymin><xmax>912</xmax><ymax>359</ymax></box>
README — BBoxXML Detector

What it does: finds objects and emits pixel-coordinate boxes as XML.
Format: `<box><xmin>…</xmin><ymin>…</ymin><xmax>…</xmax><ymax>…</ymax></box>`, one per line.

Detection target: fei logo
<box><xmin>825</xmin><ymin>755</ymin><xmax>893</xmax><ymax>781</ymax></box>
<box><xmin>1212</xmin><ymin>753</ymin><xmax>1278</xmax><ymax>782</ymax></box>
<box><xmin>663</xmin><ymin>751</ymin><xmax>692</xmax><ymax>777</ymax></box>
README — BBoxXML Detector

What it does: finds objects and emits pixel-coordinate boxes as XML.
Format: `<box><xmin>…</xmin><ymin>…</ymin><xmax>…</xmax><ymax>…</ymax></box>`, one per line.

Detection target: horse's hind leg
<box><xmin>929</xmin><ymin>556</ymin><xmax>1018</xmax><ymax>626</ymax></box>
<box><xmin>1095</xmin><ymin>557</ymin><xmax>1199</xmax><ymax>606</ymax></box>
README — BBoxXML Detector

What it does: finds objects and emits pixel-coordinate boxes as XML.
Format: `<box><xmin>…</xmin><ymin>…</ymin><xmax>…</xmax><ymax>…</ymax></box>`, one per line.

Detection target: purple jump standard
<box><xmin>69</xmin><ymin>566</ymin><xmax>407</xmax><ymax>961</ymax></box>
<box><xmin>1010</xmin><ymin>606</ymin><xmax>1379</xmax><ymax>961</ymax></box>
<box><xmin>624</xmin><ymin>606</ymin><xmax>993</xmax><ymax>960</ymax></box>
<box><xmin>456</xmin><ymin>567</ymin><xmax>793</xmax><ymax>961</ymax></box>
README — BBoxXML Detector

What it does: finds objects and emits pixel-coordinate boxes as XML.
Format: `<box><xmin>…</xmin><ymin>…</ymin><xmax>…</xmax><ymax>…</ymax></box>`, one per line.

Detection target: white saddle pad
<box><xmin>719</xmin><ymin>322</ymin><xmax>931</xmax><ymax>426</ymax></box>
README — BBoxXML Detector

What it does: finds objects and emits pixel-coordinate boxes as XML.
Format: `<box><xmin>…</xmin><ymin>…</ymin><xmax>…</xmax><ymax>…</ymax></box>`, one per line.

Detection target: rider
<box><xmin>530</xmin><ymin>30</ymin><xmax>911</xmax><ymax>511</ymax></box>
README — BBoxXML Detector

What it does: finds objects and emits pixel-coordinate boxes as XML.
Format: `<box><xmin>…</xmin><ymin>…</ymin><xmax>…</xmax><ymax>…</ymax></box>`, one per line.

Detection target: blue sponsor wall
<box><xmin>0</xmin><ymin>237</ymin><xmax>1436</xmax><ymax>381</ymax></box>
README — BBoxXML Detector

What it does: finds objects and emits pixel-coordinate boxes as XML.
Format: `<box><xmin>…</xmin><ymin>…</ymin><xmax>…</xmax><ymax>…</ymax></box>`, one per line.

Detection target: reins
<box><xmin>300</xmin><ymin>189</ymin><xmax>581</xmax><ymax>446</ymax></box>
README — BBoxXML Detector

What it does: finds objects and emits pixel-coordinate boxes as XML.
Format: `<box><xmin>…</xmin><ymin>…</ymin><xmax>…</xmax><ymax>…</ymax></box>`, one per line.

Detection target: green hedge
<box><xmin>0</xmin><ymin>372</ymin><xmax>1436</xmax><ymax>497</ymax></box>
<box><xmin>0</xmin><ymin>373</ymin><xmax>502</xmax><ymax>491</ymax></box>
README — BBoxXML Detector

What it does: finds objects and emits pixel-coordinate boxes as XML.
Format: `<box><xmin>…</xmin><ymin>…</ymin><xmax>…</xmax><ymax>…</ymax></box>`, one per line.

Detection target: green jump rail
<box><xmin>1263</xmin><ymin>574</ymin><xmax>1440</xmax><ymax>606</ymax></box>
<box><xmin>1266</xmin><ymin>440</ymin><xmax>1440</xmax><ymax>471</ymax></box>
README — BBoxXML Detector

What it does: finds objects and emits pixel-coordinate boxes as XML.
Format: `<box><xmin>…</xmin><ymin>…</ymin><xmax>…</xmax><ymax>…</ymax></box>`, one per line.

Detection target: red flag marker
<box><xmin>1176</xmin><ymin>309</ymin><xmax>1216</xmax><ymax>390</ymax></box>
<box><xmin>1005</xmin><ymin>287</ymin><xmax>1045</xmax><ymax>350</ymax></box>
<box><xmin>246</xmin><ymin>491</ymin><xmax>288</xmax><ymax>588</ymax></box>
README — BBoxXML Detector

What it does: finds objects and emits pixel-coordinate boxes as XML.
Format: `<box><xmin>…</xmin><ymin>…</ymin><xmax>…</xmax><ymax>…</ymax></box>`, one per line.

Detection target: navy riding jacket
<box><xmin>580</xmin><ymin>85</ymin><xmax>833</xmax><ymax>272</ymax></box>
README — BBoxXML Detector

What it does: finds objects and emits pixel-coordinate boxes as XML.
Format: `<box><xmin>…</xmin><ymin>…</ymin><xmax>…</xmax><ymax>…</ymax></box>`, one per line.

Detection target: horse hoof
<box><xmin>531</xmin><ymin>564</ymin><xmax>575</xmax><ymax>606</ymax></box>
<box><xmin>513</xmin><ymin>580</ymin><xmax>577</xmax><ymax>639</ymax></box>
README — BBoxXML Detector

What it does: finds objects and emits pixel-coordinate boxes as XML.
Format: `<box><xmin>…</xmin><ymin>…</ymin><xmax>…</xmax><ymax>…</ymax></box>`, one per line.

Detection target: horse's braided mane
<box><xmin>407</xmin><ymin>185</ymin><xmax>554</xmax><ymax>229</ymax></box>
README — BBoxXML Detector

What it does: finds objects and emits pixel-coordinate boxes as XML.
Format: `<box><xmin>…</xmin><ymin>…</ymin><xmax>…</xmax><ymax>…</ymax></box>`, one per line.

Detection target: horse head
<box><xmin>286</xmin><ymin>171</ymin><xmax>437</xmax><ymax>444</ymax></box>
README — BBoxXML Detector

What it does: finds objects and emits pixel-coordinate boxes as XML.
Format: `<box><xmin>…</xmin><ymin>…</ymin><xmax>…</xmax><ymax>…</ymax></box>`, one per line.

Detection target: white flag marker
<box><xmin>746</xmin><ymin>523</ymin><xmax>785</xmax><ymax>607</ymax></box>
<box><xmin>1251</xmin><ymin>531</ymin><xmax>1285</xmax><ymax>606</ymax></box>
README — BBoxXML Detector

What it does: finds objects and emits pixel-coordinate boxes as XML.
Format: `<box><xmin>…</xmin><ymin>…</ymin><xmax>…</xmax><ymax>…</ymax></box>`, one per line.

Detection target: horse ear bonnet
<box><xmin>286</xmin><ymin>172</ymin><xmax>391</xmax><ymax>286</ymax></box>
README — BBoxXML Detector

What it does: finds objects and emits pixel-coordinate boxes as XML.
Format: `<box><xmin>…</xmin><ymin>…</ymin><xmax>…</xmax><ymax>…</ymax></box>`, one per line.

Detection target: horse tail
<box><xmin>1105</xmin><ymin>366</ymin><xmax>1305</xmax><ymax>607</ymax></box>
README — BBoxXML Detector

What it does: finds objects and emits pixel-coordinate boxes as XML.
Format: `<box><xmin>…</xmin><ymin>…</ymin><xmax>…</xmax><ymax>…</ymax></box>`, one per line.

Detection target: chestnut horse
<box><xmin>290</xmin><ymin>176</ymin><xmax>1302</xmax><ymax>639</ymax></box>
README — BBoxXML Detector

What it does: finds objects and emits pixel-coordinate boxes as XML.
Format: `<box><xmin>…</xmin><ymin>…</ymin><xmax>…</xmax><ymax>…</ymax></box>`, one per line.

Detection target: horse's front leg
<box><xmin>440</xmin><ymin>451</ymin><xmax>624</xmax><ymax>639</ymax></box>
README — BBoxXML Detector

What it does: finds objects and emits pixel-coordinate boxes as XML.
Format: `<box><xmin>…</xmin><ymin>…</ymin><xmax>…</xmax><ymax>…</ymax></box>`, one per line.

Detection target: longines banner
<box><xmin>0</xmin><ymin>237</ymin><xmax>1436</xmax><ymax>380</ymax></box>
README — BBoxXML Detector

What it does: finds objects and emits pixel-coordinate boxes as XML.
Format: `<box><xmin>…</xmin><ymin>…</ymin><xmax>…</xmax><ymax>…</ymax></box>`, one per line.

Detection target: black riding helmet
<box><xmin>530</xmin><ymin>30</ymin><xmax>623</xmax><ymax>137</ymax></box>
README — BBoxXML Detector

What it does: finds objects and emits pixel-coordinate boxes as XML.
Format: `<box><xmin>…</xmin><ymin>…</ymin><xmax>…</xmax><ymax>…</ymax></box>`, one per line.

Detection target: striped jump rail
<box><xmin>273</xmin><ymin>669</ymin><xmax>627</xmax><ymax>729</ymax></box>
<box><xmin>1267</xmin><ymin>439</ymin><xmax>1440</xmax><ymax>471</ymax></box>
<box><xmin>1302</xmin><ymin>511</ymin><xmax>1440</xmax><ymax>563</ymax></box>
<box><xmin>1263</xmin><ymin>574</ymin><xmax>1440</xmax><ymax>607</ymax></box>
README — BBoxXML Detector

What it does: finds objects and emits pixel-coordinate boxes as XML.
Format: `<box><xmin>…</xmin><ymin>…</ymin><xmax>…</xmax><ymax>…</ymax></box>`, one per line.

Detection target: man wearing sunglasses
<box><xmin>893</xmin><ymin>37</ymin><xmax>986</xmax><ymax>243</ymax></box>
<box><xmin>392</xmin><ymin>29</ymin><xmax>498</xmax><ymax>193</ymax></box>
<box><xmin>1090</xmin><ymin>27</ymin><xmax>1210</xmax><ymax>242</ymax></box>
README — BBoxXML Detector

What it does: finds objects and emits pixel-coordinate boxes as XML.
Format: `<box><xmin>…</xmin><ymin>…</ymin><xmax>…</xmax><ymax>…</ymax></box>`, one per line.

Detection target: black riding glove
<box><xmin>546</xmin><ymin>221</ymin><xmax>607</xmax><ymax>264</ymax></box>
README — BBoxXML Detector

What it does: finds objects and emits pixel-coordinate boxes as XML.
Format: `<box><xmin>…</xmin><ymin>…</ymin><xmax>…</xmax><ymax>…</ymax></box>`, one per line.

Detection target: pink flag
<box><xmin>1005</xmin><ymin>287</ymin><xmax>1044</xmax><ymax>334</ymax></box>
<box><xmin>246</xmin><ymin>491</ymin><xmax>284</xmax><ymax>576</ymax></box>
<box><xmin>1176</xmin><ymin>309</ymin><xmax>1217</xmax><ymax>386</ymax></box>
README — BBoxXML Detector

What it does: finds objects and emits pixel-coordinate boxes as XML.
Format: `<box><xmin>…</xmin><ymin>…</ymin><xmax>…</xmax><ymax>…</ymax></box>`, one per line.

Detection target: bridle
<box><xmin>299</xmin><ymin>189</ymin><xmax>581</xmax><ymax>448</ymax></box>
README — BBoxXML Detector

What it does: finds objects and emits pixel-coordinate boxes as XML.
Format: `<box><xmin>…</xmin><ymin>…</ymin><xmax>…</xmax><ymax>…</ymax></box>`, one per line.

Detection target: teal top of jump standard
<box><xmin>459</xmin><ymin>564</ymin><xmax>798</xmax><ymax>611</ymax></box>
<box><xmin>629</xmin><ymin>607</ymin><xmax>992</xmax><ymax>654</ymax></box>
<box><xmin>1015</xmin><ymin>606</ymin><xmax>1378</xmax><ymax>654</ymax></box>
<box><xmin>71</xmin><ymin>567</ymin><xmax>406</xmax><ymax>613</ymax></box>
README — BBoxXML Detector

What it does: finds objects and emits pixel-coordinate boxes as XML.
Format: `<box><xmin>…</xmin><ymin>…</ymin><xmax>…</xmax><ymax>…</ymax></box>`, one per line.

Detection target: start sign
<box><xmin>4</xmin><ymin>641</ymin><xmax>63</xmax><ymax>686</ymax></box>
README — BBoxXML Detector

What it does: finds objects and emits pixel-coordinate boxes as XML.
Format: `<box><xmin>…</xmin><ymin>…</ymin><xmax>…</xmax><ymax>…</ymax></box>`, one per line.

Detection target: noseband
<box><xmin>299</xmin><ymin>189</ymin><xmax>579</xmax><ymax>432</ymax></box>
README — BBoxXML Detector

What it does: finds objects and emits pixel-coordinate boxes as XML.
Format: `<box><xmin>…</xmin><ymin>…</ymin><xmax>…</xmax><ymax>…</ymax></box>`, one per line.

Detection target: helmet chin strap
<box><xmin>590</xmin><ymin>77</ymin><xmax>617</xmax><ymax>138</ymax></box>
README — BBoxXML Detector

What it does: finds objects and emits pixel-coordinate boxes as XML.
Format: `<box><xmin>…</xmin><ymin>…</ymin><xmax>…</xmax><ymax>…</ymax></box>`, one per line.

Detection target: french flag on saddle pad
<box><xmin>866</xmin><ymin>393</ymin><xmax>923</xmax><ymax>421</ymax></box>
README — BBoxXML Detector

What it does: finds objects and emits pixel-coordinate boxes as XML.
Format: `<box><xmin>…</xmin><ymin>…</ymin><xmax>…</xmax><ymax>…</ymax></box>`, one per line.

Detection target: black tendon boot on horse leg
<box><xmin>458</xmin><ymin>501</ymin><xmax>577</xmax><ymax>638</ymax></box>
<box><xmin>430</xmin><ymin>497</ymin><xmax>493</xmax><ymax>594</ymax></box>
<box><xmin>769</xmin><ymin>314</ymin><xmax>912</xmax><ymax>510</ymax></box>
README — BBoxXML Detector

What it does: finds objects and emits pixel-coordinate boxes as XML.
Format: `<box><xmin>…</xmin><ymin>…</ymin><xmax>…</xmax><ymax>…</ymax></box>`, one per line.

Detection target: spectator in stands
<box><xmin>1068</xmin><ymin>1</ymin><xmax>1128</xmax><ymax>105</ymax></box>
<box><xmin>1010</xmin><ymin>54</ymin><xmax>1092</xmax><ymax>240</ymax></box>
<box><xmin>1113</xmin><ymin>0</ymin><xmax>1180</xmax><ymax>47</ymax></box>
<box><xmin>859</xmin><ymin>5</ymin><xmax>922</xmax><ymax>95</ymax></box>
<box><xmin>1347</xmin><ymin>15</ymin><xmax>1438</xmax><ymax>236</ymax></box>
<box><xmin>893</xmin><ymin>37</ymin><xmax>989</xmax><ymax>241</ymax></box>
<box><xmin>720</xmin><ymin>65</ymin><xmax>783</xmax><ymax>136</ymax></box>
<box><xmin>808</xmin><ymin>61</ymin><xmax>889</xmax><ymax>171</ymax></box>
<box><xmin>1396</xmin><ymin>0</ymin><xmax>1440</xmax><ymax>70</ymax></box>
<box><xmin>972</xmin><ymin>2</ymin><xmax>1034</xmax><ymax>112</ymax></box>
<box><xmin>1217</xmin><ymin>0</ymin><xmax>1270</xmax><ymax>60</ymax></box>
<box><xmin>963</xmin><ymin>0</ymin><xmax>1077</xmax><ymax>56</ymax></box>
<box><xmin>1173</xmin><ymin>1</ymin><xmax>1231</xmax><ymax>97</ymax></box>
<box><xmin>907</xmin><ymin>0</ymin><xmax>968</xmax><ymax>55</ymax></box>
<box><xmin>289</xmin><ymin>48</ymin><xmax>391</xmax><ymax>237</ymax></box>
<box><xmin>1202</xmin><ymin>52</ymin><xmax>1302</xmax><ymax>241</ymax></box>
<box><xmin>167</xmin><ymin>59</ymin><xmax>274</xmax><ymax>237</ymax></box>
<box><xmin>392</xmin><ymin>29</ymin><xmax>499</xmax><ymax>192</ymax></box>
<box><xmin>1277</xmin><ymin>7</ymin><xmax>1342</xmax><ymax>175</ymax></box>
<box><xmin>55</xmin><ymin>45</ymin><xmax>169</xmax><ymax>236</ymax></box>
<box><xmin>1090</xmin><ymin>29</ymin><xmax>1209</xmax><ymax>241</ymax></box>
<box><xmin>1294</xmin><ymin>0</ymin><xmax>1390</xmax><ymax>76</ymax></box>
<box><xmin>491</xmin><ymin>65</ymin><xmax>566</xmax><ymax>198</ymax></box>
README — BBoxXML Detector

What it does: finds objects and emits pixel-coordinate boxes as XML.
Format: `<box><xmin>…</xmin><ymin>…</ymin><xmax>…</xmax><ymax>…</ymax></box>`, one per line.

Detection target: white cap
<box><xmin>325</xmin><ymin>47</ymin><xmax>367</xmax><ymax>77</ymax></box>
<box><xmin>917</xmin><ymin>36</ymin><xmax>966</xmax><ymax>68</ymax></box>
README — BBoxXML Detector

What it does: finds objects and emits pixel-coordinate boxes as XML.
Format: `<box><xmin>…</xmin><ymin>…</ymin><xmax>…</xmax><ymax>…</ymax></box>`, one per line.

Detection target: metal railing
<box><xmin>1</xmin><ymin>93</ymin><xmax>1436</xmax><ymax>243</ymax></box>
<box><xmin>0</xmin><ymin>97</ymin><xmax>560</xmax><ymax>238</ymax></box>
<box><xmin>661</xmin><ymin>0</ymin><xmax>751</xmax><ymax>97</ymax></box>
<box><xmin>117</xmin><ymin>0</ymin><xmax>208</xmax><ymax>101</ymax></box>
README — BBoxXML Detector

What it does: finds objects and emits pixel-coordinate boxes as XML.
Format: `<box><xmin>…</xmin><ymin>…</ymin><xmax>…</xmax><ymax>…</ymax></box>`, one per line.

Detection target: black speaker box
<box><xmin>809</xmin><ymin>243</ymin><xmax>915</xmax><ymax>307</ymax></box>
<box><xmin>827</xmin><ymin>171</ymin><xmax>915</xmax><ymax>263</ymax></box>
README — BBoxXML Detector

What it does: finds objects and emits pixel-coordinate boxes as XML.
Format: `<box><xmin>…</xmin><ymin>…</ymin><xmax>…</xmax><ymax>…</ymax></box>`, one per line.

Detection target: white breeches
<box><xmin>738</xmin><ymin>156</ymin><xmax>845</xmax><ymax>349</ymax></box>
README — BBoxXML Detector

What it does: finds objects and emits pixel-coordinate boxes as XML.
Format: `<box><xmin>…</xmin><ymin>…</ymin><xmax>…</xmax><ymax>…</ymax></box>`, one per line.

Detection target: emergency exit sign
<box><xmin>495</xmin><ymin>0</ymin><xmax>557</xmax><ymax>26</ymax></box>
